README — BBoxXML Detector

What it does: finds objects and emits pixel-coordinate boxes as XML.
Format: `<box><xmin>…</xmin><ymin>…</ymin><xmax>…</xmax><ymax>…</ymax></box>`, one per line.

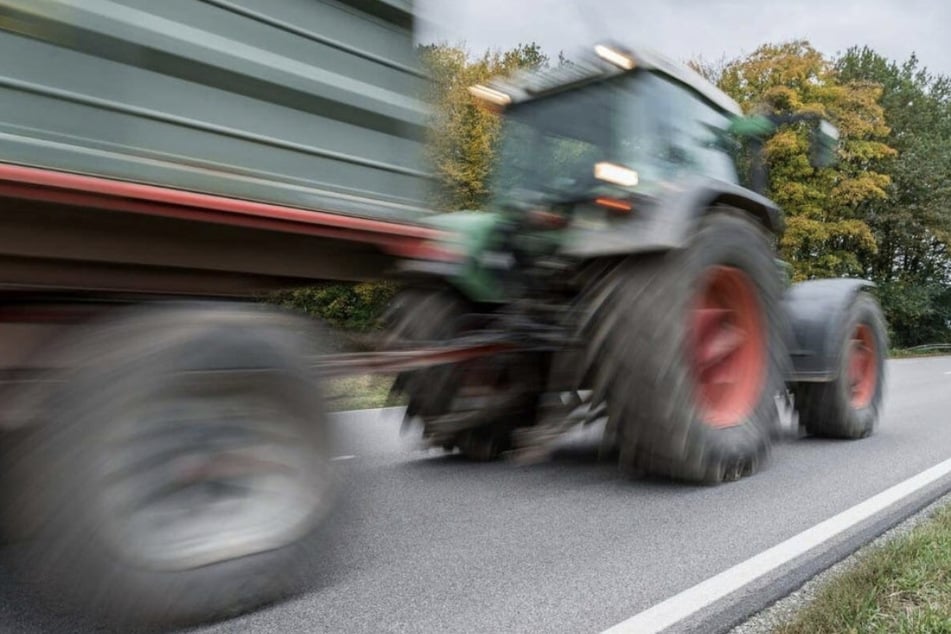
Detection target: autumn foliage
<box><xmin>709</xmin><ymin>41</ymin><xmax>951</xmax><ymax>345</ymax></box>
<box><xmin>418</xmin><ymin>42</ymin><xmax>551</xmax><ymax>211</ymax></box>
<box><xmin>710</xmin><ymin>42</ymin><xmax>894</xmax><ymax>280</ymax></box>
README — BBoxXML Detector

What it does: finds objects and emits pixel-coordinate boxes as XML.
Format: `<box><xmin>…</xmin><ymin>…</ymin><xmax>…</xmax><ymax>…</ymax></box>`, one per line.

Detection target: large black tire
<box><xmin>3</xmin><ymin>303</ymin><xmax>337</xmax><ymax>627</ymax></box>
<box><xmin>384</xmin><ymin>289</ymin><xmax>542</xmax><ymax>461</ymax></box>
<box><xmin>795</xmin><ymin>292</ymin><xmax>887</xmax><ymax>439</ymax></box>
<box><xmin>588</xmin><ymin>213</ymin><xmax>787</xmax><ymax>483</ymax></box>
<box><xmin>384</xmin><ymin>289</ymin><xmax>468</xmax><ymax>421</ymax></box>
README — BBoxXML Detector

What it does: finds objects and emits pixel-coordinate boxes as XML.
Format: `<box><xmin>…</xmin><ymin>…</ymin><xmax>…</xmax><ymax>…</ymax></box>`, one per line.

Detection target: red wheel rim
<box><xmin>849</xmin><ymin>324</ymin><xmax>877</xmax><ymax>409</ymax></box>
<box><xmin>690</xmin><ymin>266</ymin><xmax>766</xmax><ymax>428</ymax></box>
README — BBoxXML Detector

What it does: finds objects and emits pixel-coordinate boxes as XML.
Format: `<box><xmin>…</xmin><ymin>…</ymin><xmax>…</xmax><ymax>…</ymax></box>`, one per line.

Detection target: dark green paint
<box><xmin>0</xmin><ymin>0</ymin><xmax>433</xmax><ymax>220</ymax></box>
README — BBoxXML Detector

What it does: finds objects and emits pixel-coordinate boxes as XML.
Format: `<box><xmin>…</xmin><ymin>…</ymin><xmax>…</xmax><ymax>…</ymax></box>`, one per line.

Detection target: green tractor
<box><xmin>386</xmin><ymin>43</ymin><xmax>887</xmax><ymax>483</ymax></box>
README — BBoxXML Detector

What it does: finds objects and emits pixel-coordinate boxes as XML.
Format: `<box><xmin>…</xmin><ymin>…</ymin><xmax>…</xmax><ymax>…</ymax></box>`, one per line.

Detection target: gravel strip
<box><xmin>729</xmin><ymin>489</ymin><xmax>951</xmax><ymax>634</ymax></box>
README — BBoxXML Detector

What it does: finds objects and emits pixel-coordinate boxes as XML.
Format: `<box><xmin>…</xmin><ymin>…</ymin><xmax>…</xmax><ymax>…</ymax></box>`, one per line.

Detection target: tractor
<box><xmin>385</xmin><ymin>42</ymin><xmax>887</xmax><ymax>483</ymax></box>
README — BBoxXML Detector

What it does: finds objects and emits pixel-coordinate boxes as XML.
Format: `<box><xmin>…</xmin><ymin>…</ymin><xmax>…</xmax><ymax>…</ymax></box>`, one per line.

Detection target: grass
<box><xmin>775</xmin><ymin>503</ymin><xmax>951</xmax><ymax>634</ymax></box>
<box><xmin>323</xmin><ymin>374</ymin><xmax>405</xmax><ymax>412</ymax></box>
<box><xmin>890</xmin><ymin>349</ymin><xmax>951</xmax><ymax>359</ymax></box>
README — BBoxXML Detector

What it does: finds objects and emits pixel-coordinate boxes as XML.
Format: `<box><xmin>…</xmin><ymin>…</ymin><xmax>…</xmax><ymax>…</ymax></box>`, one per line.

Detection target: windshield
<box><xmin>490</xmin><ymin>73</ymin><xmax>741</xmax><ymax>208</ymax></box>
<box><xmin>491</xmin><ymin>81</ymin><xmax>618</xmax><ymax>205</ymax></box>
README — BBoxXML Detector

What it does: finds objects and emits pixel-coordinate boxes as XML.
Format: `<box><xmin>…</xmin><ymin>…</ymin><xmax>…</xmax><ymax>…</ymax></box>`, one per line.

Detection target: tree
<box><xmin>716</xmin><ymin>41</ymin><xmax>895</xmax><ymax>281</ymax></box>
<box><xmin>272</xmin><ymin>281</ymin><xmax>399</xmax><ymax>337</ymax></box>
<box><xmin>687</xmin><ymin>53</ymin><xmax>730</xmax><ymax>86</ymax></box>
<box><xmin>836</xmin><ymin>47</ymin><xmax>951</xmax><ymax>345</ymax></box>
<box><xmin>419</xmin><ymin>42</ymin><xmax>551</xmax><ymax>210</ymax></box>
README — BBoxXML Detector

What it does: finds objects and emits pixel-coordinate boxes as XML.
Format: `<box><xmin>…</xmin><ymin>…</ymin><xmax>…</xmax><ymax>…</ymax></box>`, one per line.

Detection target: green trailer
<box><xmin>0</xmin><ymin>0</ymin><xmax>440</xmax><ymax>627</ymax></box>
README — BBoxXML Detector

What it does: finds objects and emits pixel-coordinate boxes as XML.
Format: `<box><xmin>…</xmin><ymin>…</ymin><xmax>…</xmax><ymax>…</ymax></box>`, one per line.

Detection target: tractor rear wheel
<box><xmin>794</xmin><ymin>292</ymin><xmax>887</xmax><ymax>439</ymax></box>
<box><xmin>588</xmin><ymin>213</ymin><xmax>787</xmax><ymax>483</ymax></box>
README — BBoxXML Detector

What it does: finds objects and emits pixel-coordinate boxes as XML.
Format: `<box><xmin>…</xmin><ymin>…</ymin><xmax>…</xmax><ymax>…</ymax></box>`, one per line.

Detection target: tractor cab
<box><xmin>410</xmin><ymin>43</ymin><xmax>840</xmax><ymax>303</ymax></box>
<box><xmin>472</xmin><ymin>44</ymin><xmax>744</xmax><ymax>223</ymax></box>
<box><xmin>471</xmin><ymin>43</ymin><xmax>839</xmax><ymax>227</ymax></box>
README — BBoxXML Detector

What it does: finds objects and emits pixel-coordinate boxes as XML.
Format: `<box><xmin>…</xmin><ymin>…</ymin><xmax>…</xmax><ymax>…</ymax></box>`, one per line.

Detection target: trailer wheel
<box><xmin>795</xmin><ymin>292</ymin><xmax>887</xmax><ymax>438</ymax></box>
<box><xmin>4</xmin><ymin>304</ymin><xmax>337</xmax><ymax>627</ymax></box>
<box><xmin>588</xmin><ymin>213</ymin><xmax>786</xmax><ymax>483</ymax></box>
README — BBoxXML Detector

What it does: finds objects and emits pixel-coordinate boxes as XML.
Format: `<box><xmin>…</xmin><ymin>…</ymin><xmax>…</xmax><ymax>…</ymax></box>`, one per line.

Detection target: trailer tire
<box><xmin>795</xmin><ymin>293</ymin><xmax>887</xmax><ymax>439</ymax></box>
<box><xmin>588</xmin><ymin>213</ymin><xmax>786</xmax><ymax>483</ymax></box>
<box><xmin>3</xmin><ymin>303</ymin><xmax>337</xmax><ymax>627</ymax></box>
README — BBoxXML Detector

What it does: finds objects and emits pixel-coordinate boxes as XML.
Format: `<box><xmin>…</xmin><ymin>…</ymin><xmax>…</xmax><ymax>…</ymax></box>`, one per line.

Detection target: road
<box><xmin>3</xmin><ymin>356</ymin><xmax>951</xmax><ymax>633</ymax></box>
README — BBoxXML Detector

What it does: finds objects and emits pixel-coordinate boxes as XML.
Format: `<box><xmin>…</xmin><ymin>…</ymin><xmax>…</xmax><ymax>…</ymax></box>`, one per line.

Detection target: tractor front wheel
<box><xmin>794</xmin><ymin>292</ymin><xmax>887</xmax><ymax>439</ymax></box>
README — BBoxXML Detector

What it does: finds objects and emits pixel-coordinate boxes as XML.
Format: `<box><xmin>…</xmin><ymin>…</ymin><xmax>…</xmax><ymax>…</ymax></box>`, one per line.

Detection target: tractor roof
<box><xmin>474</xmin><ymin>42</ymin><xmax>742</xmax><ymax>117</ymax></box>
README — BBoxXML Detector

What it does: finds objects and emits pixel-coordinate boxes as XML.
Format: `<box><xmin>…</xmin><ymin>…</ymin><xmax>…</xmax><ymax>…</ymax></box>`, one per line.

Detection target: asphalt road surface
<box><xmin>3</xmin><ymin>356</ymin><xmax>951</xmax><ymax>633</ymax></box>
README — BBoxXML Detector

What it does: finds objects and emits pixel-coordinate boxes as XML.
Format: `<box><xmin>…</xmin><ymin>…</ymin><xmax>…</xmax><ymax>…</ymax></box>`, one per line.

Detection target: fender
<box><xmin>562</xmin><ymin>177</ymin><xmax>784</xmax><ymax>259</ymax></box>
<box><xmin>670</xmin><ymin>178</ymin><xmax>785</xmax><ymax>236</ymax></box>
<box><xmin>783</xmin><ymin>278</ymin><xmax>875</xmax><ymax>382</ymax></box>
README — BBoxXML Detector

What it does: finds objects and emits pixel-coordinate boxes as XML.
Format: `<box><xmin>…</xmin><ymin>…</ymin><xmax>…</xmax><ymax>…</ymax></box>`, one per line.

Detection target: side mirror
<box><xmin>809</xmin><ymin>120</ymin><xmax>840</xmax><ymax>168</ymax></box>
<box><xmin>729</xmin><ymin>113</ymin><xmax>839</xmax><ymax>195</ymax></box>
<box><xmin>728</xmin><ymin>115</ymin><xmax>777</xmax><ymax>139</ymax></box>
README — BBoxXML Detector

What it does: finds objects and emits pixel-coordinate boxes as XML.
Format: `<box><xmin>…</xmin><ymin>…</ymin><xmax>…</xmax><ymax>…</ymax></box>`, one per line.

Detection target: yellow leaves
<box><xmin>720</xmin><ymin>41</ymin><xmax>831</xmax><ymax>108</ymax></box>
<box><xmin>714</xmin><ymin>40</ymin><xmax>898</xmax><ymax>280</ymax></box>
<box><xmin>781</xmin><ymin>216</ymin><xmax>878</xmax><ymax>279</ymax></box>
<box><xmin>841</xmin><ymin>139</ymin><xmax>897</xmax><ymax>162</ymax></box>
<box><xmin>831</xmin><ymin>172</ymin><xmax>892</xmax><ymax>206</ymax></box>
<box><xmin>837</xmin><ymin>219</ymin><xmax>879</xmax><ymax>252</ymax></box>
<box><xmin>766</xmin><ymin>129</ymin><xmax>808</xmax><ymax>158</ymax></box>
<box><xmin>716</xmin><ymin>39</ymin><xmax>897</xmax><ymax>279</ymax></box>
<box><xmin>773</xmin><ymin>180</ymin><xmax>813</xmax><ymax>207</ymax></box>
<box><xmin>828</xmin><ymin>81</ymin><xmax>890</xmax><ymax>139</ymax></box>
<box><xmin>420</xmin><ymin>43</ymin><xmax>551</xmax><ymax>210</ymax></box>
<box><xmin>763</xmin><ymin>85</ymin><xmax>802</xmax><ymax>111</ymax></box>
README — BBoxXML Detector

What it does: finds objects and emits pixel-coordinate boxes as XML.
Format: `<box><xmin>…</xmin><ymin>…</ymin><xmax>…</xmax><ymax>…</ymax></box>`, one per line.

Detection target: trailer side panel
<box><xmin>0</xmin><ymin>0</ymin><xmax>431</xmax><ymax>220</ymax></box>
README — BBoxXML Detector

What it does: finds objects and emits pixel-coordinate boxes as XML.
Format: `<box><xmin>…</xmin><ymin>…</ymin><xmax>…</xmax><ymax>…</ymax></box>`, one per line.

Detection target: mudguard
<box><xmin>562</xmin><ymin>177</ymin><xmax>783</xmax><ymax>259</ymax></box>
<box><xmin>783</xmin><ymin>278</ymin><xmax>875</xmax><ymax>382</ymax></box>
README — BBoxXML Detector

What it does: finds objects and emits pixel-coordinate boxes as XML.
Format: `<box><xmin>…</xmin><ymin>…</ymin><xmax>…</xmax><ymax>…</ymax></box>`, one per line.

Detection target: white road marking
<box><xmin>601</xmin><ymin>456</ymin><xmax>951</xmax><ymax>634</ymax></box>
<box><xmin>331</xmin><ymin>455</ymin><xmax>357</xmax><ymax>461</ymax></box>
<box><xmin>944</xmin><ymin>371</ymin><xmax>951</xmax><ymax>375</ymax></box>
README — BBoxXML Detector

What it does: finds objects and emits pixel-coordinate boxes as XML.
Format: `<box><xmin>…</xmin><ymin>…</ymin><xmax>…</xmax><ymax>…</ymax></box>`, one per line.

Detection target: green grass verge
<box><xmin>323</xmin><ymin>374</ymin><xmax>405</xmax><ymax>412</ymax></box>
<box><xmin>889</xmin><ymin>349</ymin><xmax>951</xmax><ymax>359</ymax></box>
<box><xmin>775</xmin><ymin>503</ymin><xmax>951</xmax><ymax>634</ymax></box>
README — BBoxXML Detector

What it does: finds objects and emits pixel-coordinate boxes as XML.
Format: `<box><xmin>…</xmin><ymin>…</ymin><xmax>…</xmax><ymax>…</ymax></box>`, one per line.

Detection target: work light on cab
<box><xmin>594</xmin><ymin>162</ymin><xmax>639</xmax><ymax>187</ymax></box>
<box><xmin>594</xmin><ymin>44</ymin><xmax>636</xmax><ymax>70</ymax></box>
<box><xmin>468</xmin><ymin>84</ymin><xmax>512</xmax><ymax>108</ymax></box>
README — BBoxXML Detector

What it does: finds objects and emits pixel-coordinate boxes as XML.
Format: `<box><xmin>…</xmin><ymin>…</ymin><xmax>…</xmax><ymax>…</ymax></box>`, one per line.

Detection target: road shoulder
<box><xmin>731</xmin><ymin>489</ymin><xmax>951</xmax><ymax>633</ymax></box>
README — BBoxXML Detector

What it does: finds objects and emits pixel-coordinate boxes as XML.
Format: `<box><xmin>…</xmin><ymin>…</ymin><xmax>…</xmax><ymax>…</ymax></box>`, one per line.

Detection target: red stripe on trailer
<box><xmin>0</xmin><ymin>164</ymin><xmax>444</xmax><ymax>255</ymax></box>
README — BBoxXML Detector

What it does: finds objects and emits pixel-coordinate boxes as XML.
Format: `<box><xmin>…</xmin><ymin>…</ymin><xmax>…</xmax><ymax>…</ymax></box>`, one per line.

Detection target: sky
<box><xmin>415</xmin><ymin>0</ymin><xmax>951</xmax><ymax>76</ymax></box>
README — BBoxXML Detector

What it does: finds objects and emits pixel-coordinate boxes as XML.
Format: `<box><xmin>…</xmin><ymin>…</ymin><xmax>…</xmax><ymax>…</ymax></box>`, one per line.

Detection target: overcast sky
<box><xmin>416</xmin><ymin>0</ymin><xmax>951</xmax><ymax>76</ymax></box>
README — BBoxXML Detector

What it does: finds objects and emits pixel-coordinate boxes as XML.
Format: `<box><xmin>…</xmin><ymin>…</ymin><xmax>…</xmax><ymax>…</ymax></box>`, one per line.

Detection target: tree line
<box><xmin>288</xmin><ymin>40</ymin><xmax>951</xmax><ymax>348</ymax></box>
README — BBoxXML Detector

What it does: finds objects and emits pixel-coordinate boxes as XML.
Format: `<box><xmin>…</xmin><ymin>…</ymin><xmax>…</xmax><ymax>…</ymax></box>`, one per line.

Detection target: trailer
<box><xmin>0</xmin><ymin>0</ymin><xmax>445</xmax><ymax>626</ymax></box>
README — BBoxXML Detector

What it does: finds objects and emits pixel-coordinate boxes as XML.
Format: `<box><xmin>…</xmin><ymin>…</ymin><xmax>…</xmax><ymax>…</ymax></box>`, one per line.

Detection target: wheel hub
<box><xmin>690</xmin><ymin>266</ymin><xmax>767</xmax><ymax>428</ymax></box>
<box><xmin>98</xmin><ymin>374</ymin><xmax>331</xmax><ymax>571</ymax></box>
<box><xmin>848</xmin><ymin>323</ymin><xmax>877</xmax><ymax>409</ymax></box>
